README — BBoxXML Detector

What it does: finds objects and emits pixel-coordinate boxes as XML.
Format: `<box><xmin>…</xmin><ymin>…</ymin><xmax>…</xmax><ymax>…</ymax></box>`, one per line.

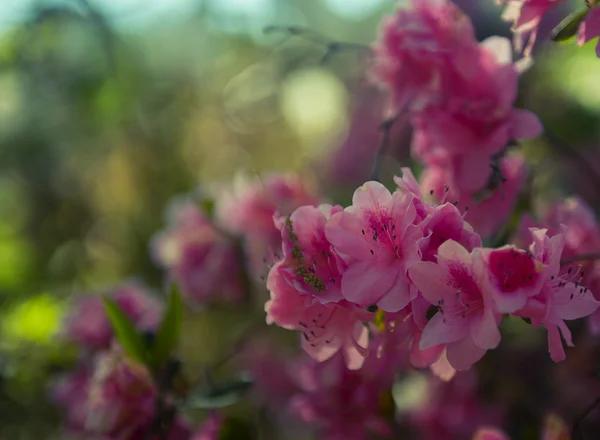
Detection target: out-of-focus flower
<box><xmin>191</xmin><ymin>413</ymin><xmax>222</xmax><ymax>440</ymax></box>
<box><xmin>578</xmin><ymin>6</ymin><xmax>600</xmax><ymax>57</ymax></box>
<box><xmin>151</xmin><ymin>198</ymin><xmax>245</xmax><ymax>306</ymax></box>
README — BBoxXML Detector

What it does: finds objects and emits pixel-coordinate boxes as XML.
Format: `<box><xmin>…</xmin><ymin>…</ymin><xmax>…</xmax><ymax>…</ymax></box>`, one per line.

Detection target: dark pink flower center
<box><xmin>488</xmin><ymin>247</ymin><xmax>539</xmax><ymax>293</ymax></box>
<box><xmin>436</xmin><ymin>263</ymin><xmax>484</xmax><ymax>321</ymax></box>
<box><xmin>363</xmin><ymin>208</ymin><xmax>402</xmax><ymax>261</ymax></box>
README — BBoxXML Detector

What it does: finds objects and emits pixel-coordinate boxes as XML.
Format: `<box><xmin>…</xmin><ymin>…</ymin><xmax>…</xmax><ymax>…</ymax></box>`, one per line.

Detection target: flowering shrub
<box><xmin>46</xmin><ymin>0</ymin><xmax>600</xmax><ymax>439</ymax></box>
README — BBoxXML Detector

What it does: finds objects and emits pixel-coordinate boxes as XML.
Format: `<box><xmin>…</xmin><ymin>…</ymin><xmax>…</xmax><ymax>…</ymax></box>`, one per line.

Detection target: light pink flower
<box><xmin>411</xmin><ymin>37</ymin><xmax>542</xmax><ymax>167</ymax></box>
<box><xmin>513</xmin><ymin>228</ymin><xmax>600</xmax><ymax>361</ymax></box>
<box><xmin>325</xmin><ymin>181</ymin><xmax>422</xmax><ymax>311</ymax></box>
<box><xmin>265</xmin><ymin>205</ymin><xmax>372</xmax><ymax>369</ymax></box>
<box><xmin>372</xmin><ymin>0</ymin><xmax>480</xmax><ymax>111</ymax></box>
<box><xmin>151</xmin><ymin>198</ymin><xmax>245</xmax><ymax>306</ymax></box>
<box><xmin>214</xmin><ymin>173</ymin><xmax>319</xmax><ymax>273</ymax></box>
<box><xmin>409</xmin><ymin>240</ymin><xmax>502</xmax><ymax>371</ymax></box>
<box><xmin>578</xmin><ymin>6</ymin><xmax>600</xmax><ymax>57</ymax></box>
<box><xmin>498</xmin><ymin>0</ymin><xmax>566</xmax><ymax>55</ymax></box>
<box><xmin>62</xmin><ymin>282</ymin><xmax>162</xmax><ymax>352</ymax></box>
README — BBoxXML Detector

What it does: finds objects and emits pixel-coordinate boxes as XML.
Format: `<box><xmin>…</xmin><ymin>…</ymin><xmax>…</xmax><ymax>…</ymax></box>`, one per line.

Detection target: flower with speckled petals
<box><xmin>266</xmin><ymin>204</ymin><xmax>372</xmax><ymax>369</ymax></box>
<box><xmin>409</xmin><ymin>240</ymin><xmax>502</xmax><ymax>371</ymax></box>
<box><xmin>325</xmin><ymin>181</ymin><xmax>423</xmax><ymax>312</ymax></box>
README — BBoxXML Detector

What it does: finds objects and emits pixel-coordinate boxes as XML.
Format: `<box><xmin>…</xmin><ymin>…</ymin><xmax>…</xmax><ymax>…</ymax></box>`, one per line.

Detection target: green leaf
<box><xmin>102</xmin><ymin>298</ymin><xmax>148</xmax><ymax>364</ymax></box>
<box><xmin>551</xmin><ymin>8</ymin><xmax>589</xmax><ymax>42</ymax></box>
<box><xmin>219</xmin><ymin>417</ymin><xmax>257</xmax><ymax>440</ymax></box>
<box><xmin>151</xmin><ymin>285</ymin><xmax>183</xmax><ymax>367</ymax></box>
<box><xmin>187</xmin><ymin>377</ymin><xmax>253</xmax><ymax>409</ymax></box>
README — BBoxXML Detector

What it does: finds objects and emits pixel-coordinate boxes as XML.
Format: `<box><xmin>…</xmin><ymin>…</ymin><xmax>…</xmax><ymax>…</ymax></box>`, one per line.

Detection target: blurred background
<box><xmin>1</xmin><ymin>0</ymin><xmax>600</xmax><ymax>438</ymax></box>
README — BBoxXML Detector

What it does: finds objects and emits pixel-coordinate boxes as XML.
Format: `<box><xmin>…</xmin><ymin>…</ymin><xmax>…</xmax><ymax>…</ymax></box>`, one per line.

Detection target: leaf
<box><xmin>187</xmin><ymin>377</ymin><xmax>253</xmax><ymax>409</ymax></box>
<box><xmin>219</xmin><ymin>417</ymin><xmax>257</xmax><ymax>440</ymax></box>
<box><xmin>551</xmin><ymin>8</ymin><xmax>589</xmax><ymax>42</ymax></box>
<box><xmin>103</xmin><ymin>298</ymin><xmax>148</xmax><ymax>364</ymax></box>
<box><xmin>151</xmin><ymin>285</ymin><xmax>183</xmax><ymax>367</ymax></box>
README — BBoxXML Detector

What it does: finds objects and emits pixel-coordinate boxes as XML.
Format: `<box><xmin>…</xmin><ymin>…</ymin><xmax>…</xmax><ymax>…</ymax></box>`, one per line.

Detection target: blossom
<box><xmin>61</xmin><ymin>282</ymin><xmax>162</xmax><ymax>352</ymax></box>
<box><xmin>511</xmin><ymin>228</ymin><xmax>600</xmax><ymax>361</ymax></box>
<box><xmin>578</xmin><ymin>6</ymin><xmax>600</xmax><ymax>57</ymax></box>
<box><xmin>498</xmin><ymin>0</ymin><xmax>566</xmax><ymax>55</ymax></box>
<box><xmin>325</xmin><ymin>181</ymin><xmax>422</xmax><ymax>311</ymax></box>
<box><xmin>49</xmin><ymin>366</ymin><xmax>93</xmax><ymax>432</ymax></box>
<box><xmin>289</xmin><ymin>349</ymin><xmax>398</xmax><ymax>440</ymax></box>
<box><xmin>214</xmin><ymin>173</ymin><xmax>319</xmax><ymax>273</ymax></box>
<box><xmin>265</xmin><ymin>204</ymin><xmax>372</xmax><ymax>369</ymax></box>
<box><xmin>372</xmin><ymin>0</ymin><xmax>480</xmax><ymax>111</ymax></box>
<box><xmin>409</xmin><ymin>240</ymin><xmax>502</xmax><ymax>370</ymax></box>
<box><xmin>151</xmin><ymin>197</ymin><xmax>245</xmax><ymax>306</ymax></box>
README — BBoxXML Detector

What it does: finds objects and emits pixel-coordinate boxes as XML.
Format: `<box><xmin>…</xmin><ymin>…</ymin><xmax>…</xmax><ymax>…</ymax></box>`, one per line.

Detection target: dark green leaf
<box><xmin>102</xmin><ymin>298</ymin><xmax>148</xmax><ymax>364</ymax></box>
<box><xmin>200</xmin><ymin>198</ymin><xmax>215</xmax><ymax>218</ymax></box>
<box><xmin>551</xmin><ymin>9</ymin><xmax>589</xmax><ymax>42</ymax></box>
<box><xmin>151</xmin><ymin>285</ymin><xmax>183</xmax><ymax>367</ymax></box>
<box><xmin>219</xmin><ymin>417</ymin><xmax>257</xmax><ymax>440</ymax></box>
<box><xmin>187</xmin><ymin>377</ymin><xmax>253</xmax><ymax>409</ymax></box>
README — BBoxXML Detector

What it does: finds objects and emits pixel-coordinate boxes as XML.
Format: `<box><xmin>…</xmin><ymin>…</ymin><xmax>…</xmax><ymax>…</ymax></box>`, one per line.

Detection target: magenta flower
<box><xmin>61</xmin><ymin>282</ymin><xmax>162</xmax><ymax>352</ymax></box>
<box><xmin>49</xmin><ymin>366</ymin><xmax>93</xmax><ymax>433</ymax></box>
<box><xmin>409</xmin><ymin>240</ymin><xmax>502</xmax><ymax>371</ymax></box>
<box><xmin>151</xmin><ymin>198</ymin><xmax>245</xmax><ymax>306</ymax></box>
<box><xmin>498</xmin><ymin>0</ymin><xmax>566</xmax><ymax>55</ymax></box>
<box><xmin>214</xmin><ymin>173</ymin><xmax>319</xmax><ymax>273</ymax></box>
<box><xmin>578</xmin><ymin>6</ymin><xmax>600</xmax><ymax>57</ymax></box>
<box><xmin>325</xmin><ymin>181</ymin><xmax>422</xmax><ymax>312</ymax></box>
<box><xmin>266</xmin><ymin>204</ymin><xmax>372</xmax><ymax>369</ymax></box>
<box><xmin>513</xmin><ymin>228</ymin><xmax>600</xmax><ymax>361</ymax></box>
<box><xmin>372</xmin><ymin>0</ymin><xmax>479</xmax><ymax>111</ymax></box>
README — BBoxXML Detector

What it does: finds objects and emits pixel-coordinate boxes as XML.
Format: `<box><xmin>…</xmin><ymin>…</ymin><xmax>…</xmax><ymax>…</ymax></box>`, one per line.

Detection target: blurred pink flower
<box><xmin>62</xmin><ymin>282</ymin><xmax>162</xmax><ymax>352</ymax></box>
<box><xmin>265</xmin><ymin>204</ymin><xmax>372</xmax><ymax>369</ymax></box>
<box><xmin>578</xmin><ymin>6</ymin><xmax>600</xmax><ymax>57</ymax></box>
<box><xmin>472</xmin><ymin>412</ymin><xmax>570</xmax><ymax>440</ymax></box>
<box><xmin>50</xmin><ymin>366</ymin><xmax>93</xmax><ymax>432</ymax></box>
<box><xmin>191</xmin><ymin>413</ymin><xmax>222</xmax><ymax>440</ymax></box>
<box><xmin>151</xmin><ymin>198</ymin><xmax>245</xmax><ymax>306</ymax></box>
<box><xmin>214</xmin><ymin>173</ymin><xmax>320</xmax><ymax>274</ymax></box>
<box><xmin>325</xmin><ymin>181</ymin><xmax>422</xmax><ymax>311</ymax></box>
<box><xmin>409</xmin><ymin>240</ymin><xmax>502</xmax><ymax>371</ymax></box>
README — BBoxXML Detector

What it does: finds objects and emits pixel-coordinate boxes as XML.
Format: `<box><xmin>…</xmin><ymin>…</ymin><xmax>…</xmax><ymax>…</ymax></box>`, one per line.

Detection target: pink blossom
<box><xmin>62</xmin><ymin>282</ymin><xmax>162</xmax><ymax>352</ymax></box>
<box><xmin>372</xmin><ymin>0</ymin><xmax>480</xmax><ymax>111</ymax></box>
<box><xmin>151</xmin><ymin>198</ymin><xmax>245</xmax><ymax>306</ymax></box>
<box><xmin>214</xmin><ymin>173</ymin><xmax>319</xmax><ymax>274</ymax></box>
<box><xmin>49</xmin><ymin>366</ymin><xmax>93</xmax><ymax>432</ymax></box>
<box><xmin>498</xmin><ymin>0</ymin><xmax>566</xmax><ymax>55</ymax></box>
<box><xmin>411</xmin><ymin>37</ymin><xmax>542</xmax><ymax>168</ymax></box>
<box><xmin>289</xmin><ymin>349</ymin><xmax>398</xmax><ymax>440</ymax></box>
<box><xmin>512</xmin><ymin>228</ymin><xmax>600</xmax><ymax>361</ymax></box>
<box><xmin>265</xmin><ymin>205</ymin><xmax>372</xmax><ymax>369</ymax></box>
<box><xmin>191</xmin><ymin>413</ymin><xmax>222</xmax><ymax>440</ymax></box>
<box><xmin>578</xmin><ymin>6</ymin><xmax>600</xmax><ymax>58</ymax></box>
<box><xmin>325</xmin><ymin>181</ymin><xmax>422</xmax><ymax>311</ymax></box>
<box><xmin>421</xmin><ymin>154</ymin><xmax>527</xmax><ymax>238</ymax></box>
<box><xmin>409</xmin><ymin>240</ymin><xmax>502</xmax><ymax>371</ymax></box>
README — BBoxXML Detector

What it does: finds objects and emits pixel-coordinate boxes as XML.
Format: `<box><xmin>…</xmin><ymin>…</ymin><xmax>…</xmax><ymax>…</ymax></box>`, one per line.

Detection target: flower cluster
<box><xmin>266</xmin><ymin>172</ymin><xmax>599</xmax><ymax>372</ymax></box>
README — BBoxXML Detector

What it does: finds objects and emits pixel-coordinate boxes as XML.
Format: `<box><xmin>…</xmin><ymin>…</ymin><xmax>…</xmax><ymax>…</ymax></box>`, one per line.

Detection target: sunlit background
<box><xmin>1</xmin><ymin>0</ymin><xmax>600</xmax><ymax>438</ymax></box>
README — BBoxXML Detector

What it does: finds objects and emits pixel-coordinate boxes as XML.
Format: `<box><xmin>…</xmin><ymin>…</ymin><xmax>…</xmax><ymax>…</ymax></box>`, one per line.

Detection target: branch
<box><xmin>370</xmin><ymin>115</ymin><xmax>400</xmax><ymax>182</ymax></box>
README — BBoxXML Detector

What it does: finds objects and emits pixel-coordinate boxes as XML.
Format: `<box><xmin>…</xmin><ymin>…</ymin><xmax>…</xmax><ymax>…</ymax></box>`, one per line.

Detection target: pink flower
<box><xmin>62</xmin><ymin>282</ymin><xmax>162</xmax><ymax>352</ymax></box>
<box><xmin>214</xmin><ymin>173</ymin><xmax>319</xmax><ymax>274</ymax></box>
<box><xmin>512</xmin><ymin>228</ymin><xmax>600</xmax><ymax>361</ymax></box>
<box><xmin>473</xmin><ymin>428</ymin><xmax>511</xmax><ymax>440</ymax></box>
<box><xmin>421</xmin><ymin>154</ymin><xmax>527</xmax><ymax>238</ymax></box>
<box><xmin>498</xmin><ymin>0</ymin><xmax>566</xmax><ymax>55</ymax></box>
<box><xmin>409</xmin><ymin>240</ymin><xmax>502</xmax><ymax>371</ymax></box>
<box><xmin>411</xmin><ymin>37</ymin><xmax>542</xmax><ymax>167</ymax></box>
<box><xmin>372</xmin><ymin>0</ymin><xmax>480</xmax><ymax>111</ymax></box>
<box><xmin>578</xmin><ymin>6</ymin><xmax>600</xmax><ymax>57</ymax></box>
<box><xmin>151</xmin><ymin>198</ymin><xmax>245</xmax><ymax>306</ymax></box>
<box><xmin>191</xmin><ymin>413</ymin><xmax>222</xmax><ymax>440</ymax></box>
<box><xmin>265</xmin><ymin>205</ymin><xmax>372</xmax><ymax>369</ymax></box>
<box><xmin>325</xmin><ymin>181</ymin><xmax>422</xmax><ymax>311</ymax></box>
<box><xmin>49</xmin><ymin>366</ymin><xmax>93</xmax><ymax>432</ymax></box>
<box><xmin>289</xmin><ymin>349</ymin><xmax>398</xmax><ymax>440</ymax></box>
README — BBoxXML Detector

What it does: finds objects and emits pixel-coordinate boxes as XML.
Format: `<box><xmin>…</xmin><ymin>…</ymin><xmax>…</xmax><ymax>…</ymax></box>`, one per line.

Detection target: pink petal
<box><xmin>325</xmin><ymin>211</ymin><xmax>373</xmax><ymax>260</ymax></box>
<box><xmin>376</xmin><ymin>272</ymin><xmax>414</xmax><ymax>312</ymax></box>
<box><xmin>470</xmin><ymin>308</ymin><xmax>501</xmax><ymax>350</ymax></box>
<box><xmin>446</xmin><ymin>336</ymin><xmax>486</xmax><ymax>371</ymax></box>
<box><xmin>341</xmin><ymin>261</ymin><xmax>397</xmax><ymax>307</ymax></box>
<box><xmin>352</xmin><ymin>181</ymin><xmax>393</xmax><ymax>209</ymax></box>
<box><xmin>420</xmin><ymin>312</ymin><xmax>468</xmax><ymax>350</ymax></box>
<box><xmin>510</xmin><ymin>108</ymin><xmax>543</xmax><ymax>140</ymax></box>
<box><xmin>429</xmin><ymin>349</ymin><xmax>456</xmax><ymax>382</ymax></box>
<box><xmin>546</xmin><ymin>324</ymin><xmax>565</xmax><ymax>362</ymax></box>
<box><xmin>408</xmin><ymin>262</ymin><xmax>454</xmax><ymax>305</ymax></box>
<box><xmin>437</xmin><ymin>239</ymin><xmax>472</xmax><ymax>267</ymax></box>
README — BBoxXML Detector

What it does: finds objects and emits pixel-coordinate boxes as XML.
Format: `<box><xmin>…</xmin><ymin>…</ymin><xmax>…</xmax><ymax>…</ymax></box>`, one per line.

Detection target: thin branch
<box><xmin>572</xmin><ymin>394</ymin><xmax>600</xmax><ymax>440</ymax></box>
<box><xmin>561</xmin><ymin>253</ymin><xmax>600</xmax><ymax>265</ymax></box>
<box><xmin>370</xmin><ymin>115</ymin><xmax>400</xmax><ymax>182</ymax></box>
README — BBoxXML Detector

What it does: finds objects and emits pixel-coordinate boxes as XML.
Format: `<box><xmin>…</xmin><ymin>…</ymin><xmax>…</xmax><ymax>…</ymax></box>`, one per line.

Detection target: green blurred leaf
<box><xmin>187</xmin><ymin>377</ymin><xmax>253</xmax><ymax>409</ymax></box>
<box><xmin>102</xmin><ymin>298</ymin><xmax>148</xmax><ymax>364</ymax></box>
<box><xmin>219</xmin><ymin>417</ymin><xmax>257</xmax><ymax>440</ymax></box>
<box><xmin>151</xmin><ymin>285</ymin><xmax>183</xmax><ymax>367</ymax></box>
<box><xmin>551</xmin><ymin>8</ymin><xmax>589</xmax><ymax>42</ymax></box>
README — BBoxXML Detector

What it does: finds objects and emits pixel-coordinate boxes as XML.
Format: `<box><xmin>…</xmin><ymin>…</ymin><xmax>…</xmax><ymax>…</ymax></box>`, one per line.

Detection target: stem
<box><xmin>572</xmin><ymin>394</ymin><xmax>600</xmax><ymax>440</ymax></box>
<box><xmin>560</xmin><ymin>253</ymin><xmax>600</xmax><ymax>265</ymax></box>
<box><xmin>370</xmin><ymin>116</ymin><xmax>399</xmax><ymax>182</ymax></box>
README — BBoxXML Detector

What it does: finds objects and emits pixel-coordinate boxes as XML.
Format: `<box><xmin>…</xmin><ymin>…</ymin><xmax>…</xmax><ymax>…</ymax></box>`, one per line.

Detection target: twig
<box><xmin>370</xmin><ymin>116</ymin><xmax>400</xmax><ymax>182</ymax></box>
<box><xmin>561</xmin><ymin>253</ymin><xmax>600</xmax><ymax>265</ymax></box>
<box><xmin>572</xmin><ymin>394</ymin><xmax>600</xmax><ymax>440</ymax></box>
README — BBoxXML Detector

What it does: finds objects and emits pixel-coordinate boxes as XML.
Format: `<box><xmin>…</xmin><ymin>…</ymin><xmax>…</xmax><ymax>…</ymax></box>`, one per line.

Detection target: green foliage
<box><xmin>151</xmin><ymin>285</ymin><xmax>183</xmax><ymax>368</ymax></box>
<box><xmin>187</xmin><ymin>376</ymin><xmax>253</xmax><ymax>409</ymax></box>
<box><xmin>102</xmin><ymin>298</ymin><xmax>149</xmax><ymax>365</ymax></box>
<box><xmin>219</xmin><ymin>417</ymin><xmax>258</xmax><ymax>440</ymax></box>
